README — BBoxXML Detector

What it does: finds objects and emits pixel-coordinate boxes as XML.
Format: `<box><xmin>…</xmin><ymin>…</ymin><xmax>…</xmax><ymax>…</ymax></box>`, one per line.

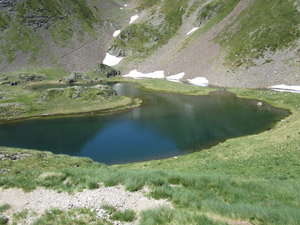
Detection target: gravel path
<box><xmin>0</xmin><ymin>184</ymin><xmax>171</xmax><ymax>224</ymax></box>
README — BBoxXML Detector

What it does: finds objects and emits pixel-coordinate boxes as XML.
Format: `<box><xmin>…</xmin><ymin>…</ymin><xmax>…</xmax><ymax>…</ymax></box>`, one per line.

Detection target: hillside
<box><xmin>112</xmin><ymin>0</ymin><xmax>300</xmax><ymax>88</ymax></box>
<box><xmin>1</xmin><ymin>0</ymin><xmax>300</xmax><ymax>88</ymax></box>
<box><xmin>0</xmin><ymin>0</ymin><xmax>129</xmax><ymax>73</ymax></box>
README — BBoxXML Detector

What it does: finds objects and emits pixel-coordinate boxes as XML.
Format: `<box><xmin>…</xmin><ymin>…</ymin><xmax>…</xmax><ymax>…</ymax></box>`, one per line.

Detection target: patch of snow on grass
<box><xmin>166</xmin><ymin>72</ymin><xmax>185</xmax><ymax>82</ymax></box>
<box><xmin>103</xmin><ymin>53</ymin><xmax>123</xmax><ymax>66</ymax></box>
<box><xmin>268</xmin><ymin>84</ymin><xmax>300</xmax><ymax>94</ymax></box>
<box><xmin>124</xmin><ymin>4</ymin><xmax>128</xmax><ymax>7</ymax></box>
<box><xmin>187</xmin><ymin>27</ymin><xmax>199</xmax><ymax>35</ymax></box>
<box><xmin>129</xmin><ymin>15</ymin><xmax>139</xmax><ymax>24</ymax></box>
<box><xmin>113</xmin><ymin>30</ymin><xmax>121</xmax><ymax>37</ymax></box>
<box><xmin>188</xmin><ymin>77</ymin><xmax>209</xmax><ymax>87</ymax></box>
<box><xmin>123</xmin><ymin>70</ymin><xmax>165</xmax><ymax>79</ymax></box>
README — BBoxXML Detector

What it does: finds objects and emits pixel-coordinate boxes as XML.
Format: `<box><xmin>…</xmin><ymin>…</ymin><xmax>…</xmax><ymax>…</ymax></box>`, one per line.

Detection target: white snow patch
<box><xmin>129</xmin><ymin>15</ymin><xmax>139</xmax><ymax>24</ymax></box>
<box><xmin>120</xmin><ymin>7</ymin><xmax>123</xmax><ymax>9</ymax></box>
<box><xmin>188</xmin><ymin>77</ymin><xmax>209</xmax><ymax>87</ymax></box>
<box><xmin>103</xmin><ymin>53</ymin><xmax>123</xmax><ymax>66</ymax></box>
<box><xmin>268</xmin><ymin>84</ymin><xmax>300</xmax><ymax>94</ymax></box>
<box><xmin>123</xmin><ymin>70</ymin><xmax>165</xmax><ymax>79</ymax></box>
<box><xmin>166</xmin><ymin>72</ymin><xmax>185</xmax><ymax>81</ymax></box>
<box><xmin>124</xmin><ymin>4</ymin><xmax>128</xmax><ymax>7</ymax></box>
<box><xmin>168</xmin><ymin>80</ymin><xmax>182</xmax><ymax>83</ymax></box>
<box><xmin>113</xmin><ymin>30</ymin><xmax>121</xmax><ymax>37</ymax></box>
<box><xmin>187</xmin><ymin>27</ymin><xmax>199</xmax><ymax>35</ymax></box>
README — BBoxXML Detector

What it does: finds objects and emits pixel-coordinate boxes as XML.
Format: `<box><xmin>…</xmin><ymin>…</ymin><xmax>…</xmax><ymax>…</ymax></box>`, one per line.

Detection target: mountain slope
<box><xmin>113</xmin><ymin>0</ymin><xmax>300</xmax><ymax>88</ymax></box>
<box><xmin>0</xmin><ymin>0</ymin><xmax>128</xmax><ymax>73</ymax></box>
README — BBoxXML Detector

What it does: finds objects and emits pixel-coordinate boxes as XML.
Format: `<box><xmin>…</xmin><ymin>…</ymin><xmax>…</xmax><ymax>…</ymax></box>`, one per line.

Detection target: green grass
<box><xmin>0</xmin><ymin>23</ymin><xmax>42</xmax><ymax>63</ymax></box>
<box><xmin>0</xmin><ymin>205</ymin><xmax>10</xmax><ymax>213</ymax></box>
<box><xmin>111</xmin><ymin>209</ymin><xmax>136</xmax><ymax>222</ymax></box>
<box><xmin>216</xmin><ymin>0</ymin><xmax>300</xmax><ymax>68</ymax></box>
<box><xmin>181</xmin><ymin>0</ymin><xmax>241</xmax><ymax>50</ymax></box>
<box><xmin>32</xmin><ymin>208</ymin><xmax>110</xmax><ymax>225</ymax></box>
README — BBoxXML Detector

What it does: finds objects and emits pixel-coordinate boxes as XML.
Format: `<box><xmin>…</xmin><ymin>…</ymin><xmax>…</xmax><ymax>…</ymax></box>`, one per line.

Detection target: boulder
<box><xmin>94</xmin><ymin>64</ymin><xmax>121</xmax><ymax>78</ymax></box>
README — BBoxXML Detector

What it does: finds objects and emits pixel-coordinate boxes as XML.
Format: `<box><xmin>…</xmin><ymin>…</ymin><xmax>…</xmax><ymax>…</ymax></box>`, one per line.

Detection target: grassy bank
<box><xmin>0</xmin><ymin>79</ymin><xmax>300</xmax><ymax>224</ymax></box>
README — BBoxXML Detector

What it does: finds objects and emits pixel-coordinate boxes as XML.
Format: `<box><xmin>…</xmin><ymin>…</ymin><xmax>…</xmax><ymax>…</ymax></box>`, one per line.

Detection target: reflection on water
<box><xmin>0</xmin><ymin>83</ymin><xmax>289</xmax><ymax>165</ymax></box>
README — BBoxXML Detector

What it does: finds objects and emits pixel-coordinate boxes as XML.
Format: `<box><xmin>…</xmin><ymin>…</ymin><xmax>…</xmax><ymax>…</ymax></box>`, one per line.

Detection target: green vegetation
<box><xmin>0</xmin><ymin>205</ymin><xmax>10</xmax><ymax>214</ymax></box>
<box><xmin>181</xmin><ymin>0</ymin><xmax>240</xmax><ymax>50</ymax></box>
<box><xmin>217</xmin><ymin>0</ymin><xmax>300</xmax><ymax>68</ymax></box>
<box><xmin>0</xmin><ymin>79</ymin><xmax>300</xmax><ymax>224</ymax></box>
<box><xmin>111</xmin><ymin>0</ymin><xmax>189</xmax><ymax>59</ymax></box>
<box><xmin>0</xmin><ymin>0</ymin><xmax>102</xmax><ymax>64</ymax></box>
<box><xmin>0</xmin><ymin>23</ymin><xmax>41</xmax><ymax>63</ymax></box>
<box><xmin>33</xmin><ymin>208</ymin><xmax>110</xmax><ymax>225</ymax></box>
<box><xmin>0</xmin><ymin>68</ymin><xmax>141</xmax><ymax>121</ymax></box>
<box><xmin>111</xmin><ymin>209</ymin><xmax>136</xmax><ymax>222</ymax></box>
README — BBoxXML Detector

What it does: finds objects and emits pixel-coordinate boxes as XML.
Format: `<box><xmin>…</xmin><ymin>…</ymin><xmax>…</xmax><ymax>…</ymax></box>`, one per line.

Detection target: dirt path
<box><xmin>0</xmin><ymin>185</ymin><xmax>170</xmax><ymax>224</ymax></box>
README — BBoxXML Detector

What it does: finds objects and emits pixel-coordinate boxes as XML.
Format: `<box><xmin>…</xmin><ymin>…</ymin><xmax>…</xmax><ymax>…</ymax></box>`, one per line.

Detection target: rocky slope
<box><xmin>1</xmin><ymin>0</ymin><xmax>300</xmax><ymax>88</ymax></box>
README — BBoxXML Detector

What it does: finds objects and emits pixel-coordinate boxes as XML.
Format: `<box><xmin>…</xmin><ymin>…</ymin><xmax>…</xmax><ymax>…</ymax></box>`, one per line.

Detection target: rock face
<box><xmin>94</xmin><ymin>64</ymin><xmax>121</xmax><ymax>78</ymax></box>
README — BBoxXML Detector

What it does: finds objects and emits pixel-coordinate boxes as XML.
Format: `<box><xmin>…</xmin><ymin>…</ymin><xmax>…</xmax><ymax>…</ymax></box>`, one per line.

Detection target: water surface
<box><xmin>0</xmin><ymin>83</ymin><xmax>288</xmax><ymax>164</ymax></box>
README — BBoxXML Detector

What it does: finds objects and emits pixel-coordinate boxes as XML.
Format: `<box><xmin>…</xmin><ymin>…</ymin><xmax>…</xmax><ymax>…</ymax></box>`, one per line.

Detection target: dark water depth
<box><xmin>0</xmin><ymin>83</ymin><xmax>288</xmax><ymax>164</ymax></box>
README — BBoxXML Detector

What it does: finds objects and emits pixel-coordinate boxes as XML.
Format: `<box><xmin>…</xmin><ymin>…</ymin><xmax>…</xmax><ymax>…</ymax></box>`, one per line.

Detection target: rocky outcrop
<box><xmin>94</xmin><ymin>64</ymin><xmax>121</xmax><ymax>78</ymax></box>
<box><xmin>59</xmin><ymin>72</ymin><xmax>91</xmax><ymax>84</ymax></box>
<box><xmin>38</xmin><ymin>85</ymin><xmax>117</xmax><ymax>102</ymax></box>
<box><xmin>107</xmin><ymin>45</ymin><xmax>126</xmax><ymax>57</ymax></box>
<box><xmin>196</xmin><ymin>3</ymin><xmax>222</xmax><ymax>26</ymax></box>
<box><xmin>18</xmin><ymin>74</ymin><xmax>46</xmax><ymax>82</ymax></box>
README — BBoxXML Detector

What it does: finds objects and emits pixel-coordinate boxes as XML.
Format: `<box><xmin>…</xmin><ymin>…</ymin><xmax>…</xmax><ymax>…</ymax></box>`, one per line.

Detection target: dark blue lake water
<box><xmin>0</xmin><ymin>83</ymin><xmax>288</xmax><ymax>165</ymax></box>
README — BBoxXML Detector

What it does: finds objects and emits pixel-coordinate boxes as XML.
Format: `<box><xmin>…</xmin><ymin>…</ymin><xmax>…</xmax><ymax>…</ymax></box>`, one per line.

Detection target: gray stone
<box><xmin>108</xmin><ymin>45</ymin><xmax>125</xmax><ymax>57</ymax></box>
<box><xmin>94</xmin><ymin>64</ymin><xmax>121</xmax><ymax>78</ymax></box>
<box><xmin>18</xmin><ymin>74</ymin><xmax>46</xmax><ymax>82</ymax></box>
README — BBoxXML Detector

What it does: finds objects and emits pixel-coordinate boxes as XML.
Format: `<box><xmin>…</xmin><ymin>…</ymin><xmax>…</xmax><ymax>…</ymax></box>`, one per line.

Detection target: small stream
<box><xmin>0</xmin><ymin>83</ymin><xmax>289</xmax><ymax>165</ymax></box>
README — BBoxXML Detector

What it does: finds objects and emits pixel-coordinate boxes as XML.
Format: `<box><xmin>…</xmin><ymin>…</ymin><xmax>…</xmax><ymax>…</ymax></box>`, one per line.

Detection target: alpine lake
<box><xmin>0</xmin><ymin>82</ymin><xmax>289</xmax><ymax>165</ymax></box>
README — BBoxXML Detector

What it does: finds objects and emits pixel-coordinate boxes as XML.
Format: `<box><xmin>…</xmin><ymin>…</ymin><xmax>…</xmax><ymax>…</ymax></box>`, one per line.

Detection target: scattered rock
<box><xmin>94</xmin><ymin>64</ymin><xmax>121</xmax><ymax>78</ymax></box>
<box><xmin>70</xmin><ymin>86</ymin><xmax>83</xmax><ymax>99</ymax></box>
<box><xmin>0</xmin><ymin>103</ymin><xmax>26</xmax><ymax>117</ymax></box>
<box><xmin>38</xmin><ymin>88</ymin><xmax>64</xmax><ymax>102</ymax></box>
<box><xmin>0</xmin><ymin>152</ymin><xmax>30</xmax><ymax>161</ymax></box>
<box><xmin>0</xmin><ymin>168</ymin><xmax>8</xmax><ymax>174</ymax></box>
<box><xmin>1</xmin><ymin>81</ymin><xmax>20</xmax><ymax>86</ymax></box>
<box><xmin>18</xmin><ymin>74</ymin><xmax>46</xmax><ymax>82</ymax></box>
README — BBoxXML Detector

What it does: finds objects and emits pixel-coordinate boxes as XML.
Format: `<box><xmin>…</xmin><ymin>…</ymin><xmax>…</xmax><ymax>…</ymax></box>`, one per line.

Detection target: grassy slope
<box><xmin>216</xmin><ymin>0</ymin><xmax>300</xmax><ymax>68</ymax></box>
<box><xmin>0</xmin><ymin>0</ymin><xmax>101</xmax><ymax>65</ymax></box>
<box><xmin>0</xmin><ymin>79</ymin><xmax>300</xmax><ymax>224</ymax></box>
<box><xmin>110</xmin><ymin>0</ymin><xmax>189</xmax><ymax>59</ymax></box>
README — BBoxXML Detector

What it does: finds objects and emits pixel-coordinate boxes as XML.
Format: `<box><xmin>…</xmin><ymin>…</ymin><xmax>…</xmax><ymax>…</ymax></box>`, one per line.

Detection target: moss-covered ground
<box><xmin>0</xmin><ymin>78</ymin><xmax>299</xmax><ymax>224</ymax></box>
